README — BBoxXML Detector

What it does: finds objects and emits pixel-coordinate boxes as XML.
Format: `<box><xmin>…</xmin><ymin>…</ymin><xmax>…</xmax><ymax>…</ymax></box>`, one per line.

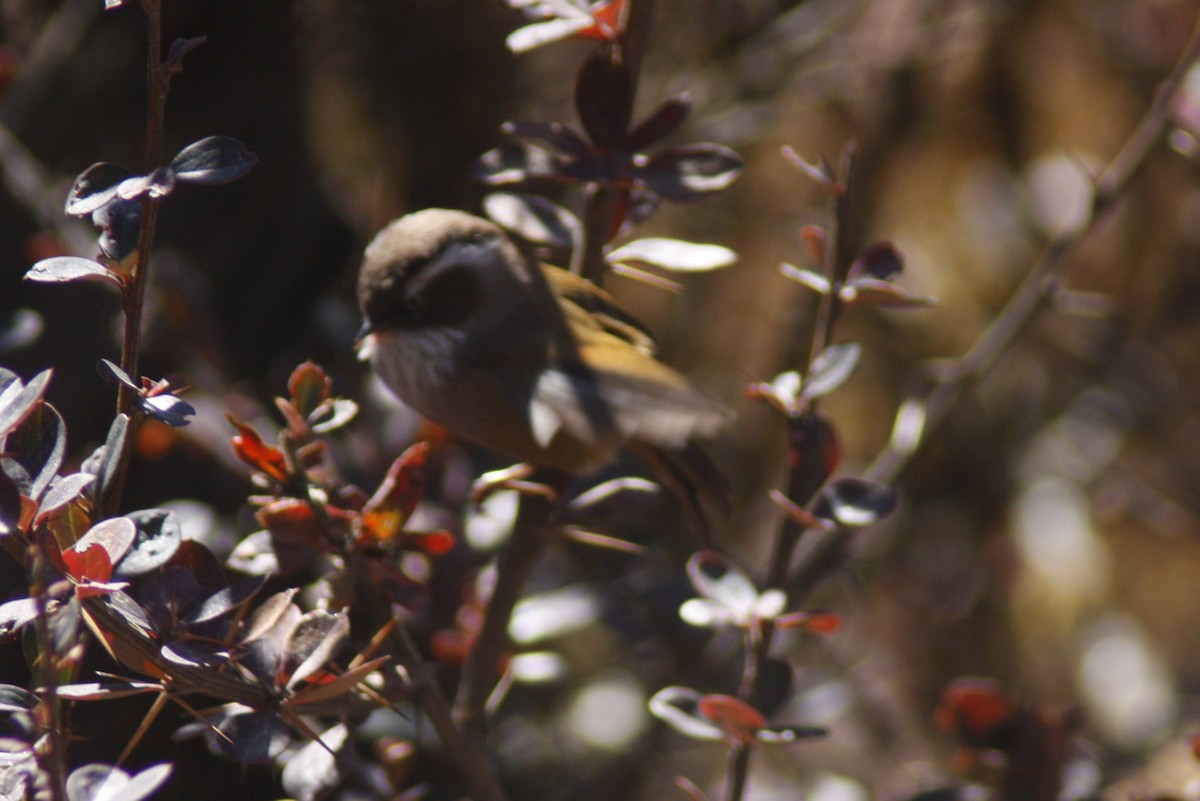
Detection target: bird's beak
<box><xmin>354</xmin><ymin>322</ymin><xmax>377</xmax><ymax>362</ymax></box>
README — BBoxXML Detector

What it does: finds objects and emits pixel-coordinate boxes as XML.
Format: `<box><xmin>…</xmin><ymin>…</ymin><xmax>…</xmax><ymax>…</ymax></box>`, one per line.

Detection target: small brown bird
<box><xmin>356</xmin><ymin>209</ymin><xmax>731</xmax><ymax>481</ymax></box>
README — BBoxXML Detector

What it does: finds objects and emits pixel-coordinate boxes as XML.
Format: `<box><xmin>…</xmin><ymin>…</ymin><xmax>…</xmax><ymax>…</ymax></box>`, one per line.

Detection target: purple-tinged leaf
<box><xmin>484</xmin><ymin>191</ymin><xmax>581</xmax><ymax>252</ymax></box>
<box><xmin>161</xmin><ymin>639</ymin><xmax>229</xmax><ymax>668</ymax></box>
<box><xmin>214</xmin><ymin>711</ymin><xmax>289</xmax><ymax>764</ymax></box>
<box><xmin>608</xmin><ymin>237</ymin><xmax>735</xmax><ymax>272</ymax></box>
<box><xmin>308</xmin><ymin>398</ymin><xmax>356</xmax><ymax>434</ymax></box>
<box><xmin>283</xmin><ymin>609</ymin><xmax>350</xmax><ymax>688</ymax></box>
<box><xmin>93</xmin><ymin>199</ymin><xmax>142</xmax><ymax>262</ymax></box>
<box><xmin>82</xmin><ymin>414</ymin><xmax>129</xmax><ymax>507</ymax></box>
<box><xmin>471</xmin><ymin>142</ymin><xmax>564</xmax><ymax>185</ymax></box>
<box><xmin>24</xmin><ymin>258</ymin><xmax>122</xmax><ymax>288</ymax></box>
<box><xmin>65</xmin><ymin>163</ymin><xmax>132</xmax><ymax>216</ymax></box>
<box><xmin>2</xmin><ymin>400</ymin><xmax>65</xmax><ymax>500</ymax></box>
<box><xmin>0</xmin><ymin>685</ymin><xmax>34</xmax><ymax>713</ymax></box>
<box><xmin>812</xmin><ymin>477</ymin><xmax>897</xmax><ymax>527</ymax></box>
<box><xmin>575</xmin><ymin>53</ymin><xmax>632</xmax><ymax>151</ymax></box>
<box><xmin>38</xmin><ymin>474</ymin><xmax>96</xmax><ymax>522</ymax></box>
<box><xmin>97</xmin><ymin>359</ymin><xmax>137</xmax><ymax>390</ymax></box>
<box><xmin>226</xmin><ymin>530</ymin><xmax>281</xmax><ymax>576</ymax></box>
<box><xmin>241</xmin><ymin>588</ymin><xmax>299</xmax><ymax>643</ymax></box>
<box><xmin>113</xmin><ymin>509</ymin><xmax>182</xmax><ymax>578</ymax></box>
<box><xmin>685</xmin><ymin>551</ymin><xmax>760</xmax><ymax>620</ymax></box>
<box><xmin>102</xmin><ymin>589</ymin><xmax>156</xmax><ymax>638</ymax></box>
<box><xmin>140</xmin><ymin>394</ymin><xmax>195</xmax><ymax>428</ymax></box>
<box><xmin>115</xmin><ymin>167</ymin><xmax>176</xmax><ymax>201</ymax></box>
<box><xmin>170</xmin><ymin>136</ymin><xmax>257</xmax><ymax>185</ymax></box>
<box><xmin>72</xmin><ymin>517</ymin><xmax>137</xmax><ymax>573</ymax></box>
<box><xmin>55</xmin><ymin>682</ymin><xmax>159</xmax><ymax>701</ymax></box>
<box><xmin>281</xmin><ymin>723</ymin><xmax>348</xmax><ymax>801</ymax></box>
<box><xmin>847</xmin><ymin>240</ymin><xmax>904</xmax><ymax>282</ymax></box>
<box><xmin>0</xmin><ymin>309</ymin><xmax>43</xmax><ymax>353</ymax></box>
<box><xmin>633</xmin><ymin>144</ymin><xmax>743</xmax><ymax>201</ymax></box>
<box><xmin>0</xmin><ymin>369</ymin><xmax>51</xmax><ymax>437</ymax></box>
<box><xmin>184</xmin><ymin>576</ymin><xmax>267</xmax><ymax>625</ymax></box>
<box><xmin>0</xmin><ymin>470</ymin><xmax>20</xmax><ymax>535</ymax></box>
<box><xmin>0</xmin><ymin>599</ymin><xmax>36</xmax><ymax>639</ymax></box>
<box><xmin>501</xmin><ymin>120</ymin><xmax>592</xmax><ymax>161</ymax></box>
<box><xmin>781</xmin><ymin>145</ymin><xmax>833</xmax><ymax>185</ymax></box>
<box><xmin>802</xmin><ymin>342</ymin><xmax>861</xmax><ymax>400</ymax></box>
<box><xmin>840</xmin><ymin>277</ymin><xmax>934</xmax><ymax>308</ymax></box>
<box><xmin>164</xmin><ymin>36</ymin><xmax>206</xmax><ymax>78</ymax></box>
<box><xmin>628</xmin><ymin>94</ymin><xmax>692</xmax><ymax>153</ymax></box>
<box><xmin>780</xmin><ymin>263</ymin><xmax>830</xmax><ymax>294</ymax></box>
<box><xmin>103</xmin><ymin>0</ymin><xmax>129</xmax><ymax>8</ymax></box>
<box><xmin>66</xmin><ymin>762</ymin><xmax>172</xmax><ymax>801</ymax></box>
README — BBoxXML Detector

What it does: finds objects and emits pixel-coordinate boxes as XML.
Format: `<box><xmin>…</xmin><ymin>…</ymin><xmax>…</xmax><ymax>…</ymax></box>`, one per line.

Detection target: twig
<box><xmin>105</xmin><ymin>0</ymin><xmax>167</xmax><ymax>515</ymax></box>
<box><xmin>30</xmin><ymin>545</ymin><xmax>67</xmax><ymax>801</ymax></box>
<box><xmin>787</xmin><ymin>13</ymin><xmax>1200</xmax><ymax>602</ymax></box>
<box><xmin>452</xmin><ymin>477</ymin><xmax>560</xmax><ymax>740</ymax></box>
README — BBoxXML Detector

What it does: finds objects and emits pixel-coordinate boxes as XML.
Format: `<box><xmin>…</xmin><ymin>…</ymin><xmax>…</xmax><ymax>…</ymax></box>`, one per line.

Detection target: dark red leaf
<box><xmin>287</xmin><ymin>361</ymin><xmax>331</xmax><ymax>419</ymax></box>
<box><xmin>786</xmin><ymin>412</ymin><xmax>840</xmax><ymax>504</ymax></box>
<box><xmin>848</xmin><ymin>240</ymin><xmax>904</xmax><ymax>282</ymax></box>
<box><xmin>359</xmin><ymin>442</ymin><xmax>430</xmax><ymax>544</ymax></box>
<box><xmin>575</xmin><ymin>53</ymin><xmax>632</xmax><ymax>151</ymax></box>
<box><xmin>936</xmin><ymin>677</ymin><xmax>1019</xmax><ymax>749</ymax></box>
<box><xmin>500</xmin><ymin>120</ymin><xmax>592</xmax><ymax>161</ymax></box>
<box><xmin>627</xmin><ymin>93</ymin><xmax>691</xmax><ymax>152</ymax></box>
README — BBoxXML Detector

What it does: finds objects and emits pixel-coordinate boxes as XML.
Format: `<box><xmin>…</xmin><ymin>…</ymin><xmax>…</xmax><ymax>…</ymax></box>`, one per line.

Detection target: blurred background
<box><xmin>3</xmin><ymin>0</ymin><xmax>1200</xmax><ymax>799</ymax></box>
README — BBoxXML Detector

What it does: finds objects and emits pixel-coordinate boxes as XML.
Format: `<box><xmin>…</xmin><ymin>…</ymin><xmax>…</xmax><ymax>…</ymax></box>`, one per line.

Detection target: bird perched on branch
<box><xmin>356</xmin><ymin>209</ymin><xmax>731</xmax><ymax>517</ymax></box>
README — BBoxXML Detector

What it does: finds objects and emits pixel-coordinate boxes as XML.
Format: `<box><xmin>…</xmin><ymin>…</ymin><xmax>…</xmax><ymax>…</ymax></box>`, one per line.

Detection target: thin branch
<box><xmin>788</xmin><ymin>15</ymin><xmax>1200</xmax><ymax>602</ymax></box>
<box><xmin>453</xmin><ymin>478</ymin><xmax>561</xmax><ymax>740</ymax></box>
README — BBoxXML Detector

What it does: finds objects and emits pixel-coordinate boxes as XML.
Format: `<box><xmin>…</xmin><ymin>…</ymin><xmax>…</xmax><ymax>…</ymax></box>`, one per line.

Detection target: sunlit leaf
<box><xmin>608</xmin><ymin>238</ymin><xmax>735</xmax><ymax>272</ymax></box>
<box><xmin>282</xmin><ymin>609</ymin><xmax>350</xmax><ymax>688</ymax></box>
<box><xmin>812</xmin><ymin>477</ymin><xmax>897</xmax><ymax>527</ymax></box>
<box><xmin>139</xmin><ymin>393</ymin><xmax>195</xmax><ymax>427</ymax></box>
<box><xmin>113</xmin><ymin>509</ymin><xmax>182</xmax><ymax>578</ymax></box>
<box><xmin>65</xmin><ymin>163</ymin><xmax>132</xmax><ymax>216</ymax></box>
<box><xmin>170</xmin><ymin>136</ymin><xmax>257</xmax><ymax>185</ymax></box>
<box><xmin>65</xmin><ymin>517</ymin><xmax>136</xmax><ymax>582</ymax></box>
<box><xmin>634</xmin><ymin>144</ymin><xmax>742</xmax><ymax>201</ymax></box>
<box><xmin>0</xmin><ymin>369</ymin><xmax>51</xmax><ymax>438</ymax></box>
<box><xmin>281</xmin><ymin>723</ymin><xmax>348</xmax><ymax>801</ymax></box>
<box><xmin>648</xmin><ymin>686</ymin><xmax>723</xmax><ymax>741</ymax></box>
<box><xmin>779</xmin><ymin>263</ymin><xmax>830</xmax><ymax>294</ymax></box>
<box><xmin>484</xmin><ymin>192</ymin><xmax>582</xmax><ymax>252</ymax></box>
<box><xmin>801</xmin><ymin>342</ymin><xmax>861</xmax><ymax>400</ymax></box>
<box><xmin>25</xmin><ymin>258</ymin><xmax>122</xmax><ymax>288</ymax></box>
<box><xmin>507</xmin><ymin>16</ymin><xmax>592</xmax><ymax>53</ymax></box>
